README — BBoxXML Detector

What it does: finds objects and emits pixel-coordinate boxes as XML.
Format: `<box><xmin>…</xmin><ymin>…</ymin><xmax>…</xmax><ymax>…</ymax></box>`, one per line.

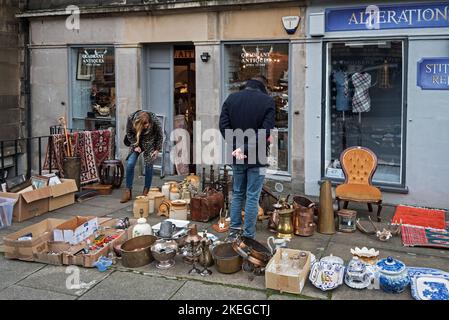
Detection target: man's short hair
<box><xmin>252</xmin><ymin>74</ymin><xmax>268</xmax><ymax>86</ymax></box>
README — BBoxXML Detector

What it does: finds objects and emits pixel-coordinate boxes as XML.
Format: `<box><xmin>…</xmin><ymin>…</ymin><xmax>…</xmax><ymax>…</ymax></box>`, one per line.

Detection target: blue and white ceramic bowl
<box><xmin>376</xmin><ymin>256</ymin><xmax>410</xmax><ymax>294</ymax></box>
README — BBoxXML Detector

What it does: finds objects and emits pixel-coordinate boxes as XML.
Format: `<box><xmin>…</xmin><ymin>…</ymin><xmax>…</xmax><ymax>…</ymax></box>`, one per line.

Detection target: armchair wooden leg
<box><xmin>336</xmin><ymin>197</ymin><xmax>341</xmax><ymax>211</ymax></box>
<box><xmin>377</xmin><ymin>201</ymin><xmax>383</xmax><ymax>222</ymax></box>
<box><xmin>343</xmin><ymin>201</ymin><xmax>349</xmax><ymax>209</ymax></box>
<box><xmin>367</xmin><ymin>203</ymin><xmax>373</xmax><ymax>212</ymax></box>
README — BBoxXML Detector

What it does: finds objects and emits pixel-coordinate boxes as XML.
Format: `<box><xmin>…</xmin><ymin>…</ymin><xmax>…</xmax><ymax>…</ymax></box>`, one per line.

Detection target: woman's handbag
<box><xmin>190</xmin><ymin>187</ymin><xmax>224</xmax><ymax>222</ymax></box>
<box><xmin>123</xmin><ymin>135</ymin><xmax>131</xmax><ymax>147</ymax></box>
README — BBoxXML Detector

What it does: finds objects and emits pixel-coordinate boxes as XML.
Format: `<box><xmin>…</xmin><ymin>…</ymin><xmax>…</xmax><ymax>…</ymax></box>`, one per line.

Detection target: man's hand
<box><xmin>232</xmin><ymin>148</ymin><xmax>247</xmax><ymax>160</ymax></box>
<box><xmin>150</xmin><ymin>150</ymin><xmax>159</xmax><ymax>160</ymax></box>
<box><xmin>134</xmin><ymin>146</ymin><xmax>142</xmax><ymax>153</ymax></box>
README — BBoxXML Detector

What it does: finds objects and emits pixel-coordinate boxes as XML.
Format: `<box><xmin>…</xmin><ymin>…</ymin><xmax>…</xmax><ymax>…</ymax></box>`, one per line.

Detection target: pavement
<box><xmin>0</xmin><ymin>175</ymin><xmax>448</xmax><ymax>301</ymax></box>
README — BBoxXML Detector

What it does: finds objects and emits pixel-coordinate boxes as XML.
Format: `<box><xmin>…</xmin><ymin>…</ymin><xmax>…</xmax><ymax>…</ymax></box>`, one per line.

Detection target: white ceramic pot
<box><xmin>132</xmin><ymin>217</ymin><xmax>153</xmax><ymax>238</ymax></box>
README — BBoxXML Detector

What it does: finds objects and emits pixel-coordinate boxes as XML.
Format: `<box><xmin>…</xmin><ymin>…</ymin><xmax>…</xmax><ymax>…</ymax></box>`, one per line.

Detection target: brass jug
<box><xmin>318</xmin><ymin>180</ymin><xmax>336</xmax><ymax>234</ymax></box>
<box><xmin>276</xmin><ymin>205</ymin><xmax>294</xmax><ymax>239</ymax></box>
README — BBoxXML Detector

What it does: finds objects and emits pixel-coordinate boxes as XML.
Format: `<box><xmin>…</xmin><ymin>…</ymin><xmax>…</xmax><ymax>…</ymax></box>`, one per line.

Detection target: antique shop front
<box><xmin>305</xmin><ymin>0</ymin><xmax>449</xmax><ymax>208</ymax></box>
<box><xmin>18</xmin><ymin>1</ymin><xmax>307</xmax><ymax>183</ymax></box>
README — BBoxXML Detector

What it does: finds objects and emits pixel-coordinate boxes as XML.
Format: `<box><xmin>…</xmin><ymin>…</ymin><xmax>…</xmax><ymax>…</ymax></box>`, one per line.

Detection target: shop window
<box><xmin>323</xmin><ymin>40</ymin><xmax>405</xmax><ymax>185</ymax></box>
<box><xmin>70</xmin><ymin>47</ymin><xmax>116</xmax><ymax>131</ymax></box>
<box><xmin>224</xmin><ymin>43</ymin><xmax>290</xmax><ymax>173</ymax></box>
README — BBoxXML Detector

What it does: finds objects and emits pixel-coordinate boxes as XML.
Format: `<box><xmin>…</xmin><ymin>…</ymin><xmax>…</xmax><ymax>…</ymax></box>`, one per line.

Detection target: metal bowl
<box><xmin>212</xmin><ymin>243</ymin><xmax>242</xmax><ymax>274</ymax></box>
<box><xmin>120</xmin><ymin>235</ymin><xmax>157</xmax><ymax>268</ymax></box>
<box><xmin>151</xmin><ymin>240</ymin><xmax>178</xmax><ymax>269</ymax></box>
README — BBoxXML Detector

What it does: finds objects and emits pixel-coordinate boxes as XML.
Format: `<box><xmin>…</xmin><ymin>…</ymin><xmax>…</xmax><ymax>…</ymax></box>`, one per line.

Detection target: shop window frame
<box><xmin>220</xmin><ymin>40</ymin><xmax>292</xmax><ymax>177</ymax></box>
<box><xmin>320</xmin><ymin>38</ymin><xmax>408</xmax><ymax>191</ymax></box>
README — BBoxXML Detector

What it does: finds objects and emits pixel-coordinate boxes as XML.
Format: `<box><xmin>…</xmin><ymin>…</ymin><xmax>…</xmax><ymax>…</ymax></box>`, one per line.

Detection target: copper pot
<box><xmin>232</xmin><ymin>237</ymin><xmax>272</xmax><ymax>264</ymax></box>
<box><xmin>293</xmin><ymin>196</ymin><xmax>316</xmax><ymax>237</ymax></box>
<box><xmin>212</xmin><ymin>243</ymin><xmax>243</xmax><ymax>274</ymax></box>
<box><xmin>120</xmin><ymin>235</ymin><xmax>157</xmax><ymax>268</ymax></box>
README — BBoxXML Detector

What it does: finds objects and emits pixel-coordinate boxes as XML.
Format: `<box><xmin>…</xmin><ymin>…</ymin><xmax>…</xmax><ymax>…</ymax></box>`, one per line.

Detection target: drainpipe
<box><xmin>19</xmin><ymin>0</ymin><xmax>32</xmax><ymax>178</ymax></box>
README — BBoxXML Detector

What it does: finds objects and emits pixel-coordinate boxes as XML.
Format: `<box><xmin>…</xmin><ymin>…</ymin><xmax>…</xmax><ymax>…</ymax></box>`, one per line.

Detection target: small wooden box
<box><xmin>82</xmin><ymin>184</ymin><xmax>113</xmax><ymax>195</ymax></box>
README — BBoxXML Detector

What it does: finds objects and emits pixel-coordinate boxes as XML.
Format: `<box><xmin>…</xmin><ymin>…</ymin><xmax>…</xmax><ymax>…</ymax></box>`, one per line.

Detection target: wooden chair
<box><xmin>335</xmin><ymin>146</ymin><xmax>383</xmax><ymax>222</ymax></box>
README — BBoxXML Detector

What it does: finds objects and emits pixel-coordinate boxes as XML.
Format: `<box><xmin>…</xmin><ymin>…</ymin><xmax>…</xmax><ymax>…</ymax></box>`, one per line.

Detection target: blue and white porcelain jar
<box><xmin>376</xmin><ymin>256</ymin><xmax>410</xmax><ymax>294</ymax></box>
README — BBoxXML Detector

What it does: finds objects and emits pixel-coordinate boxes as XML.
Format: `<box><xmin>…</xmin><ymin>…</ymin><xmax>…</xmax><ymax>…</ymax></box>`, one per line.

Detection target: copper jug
<box><xmin>276</xmin><ymin>205</ymin><xmax>294</xmax><ymax>239</ymax></box>
<box><xmin>293</xmin><ymin>196</ymin><xmax>316</xmax><ymax>237</ymax></box>
<box><xmin>268</xmin><ymin>196</ymin><xmax>290</xmax><ymax>233</ymax></box>
<box><xmin>318</xmin><ymin>180</ymin><xmax>336</xmax><ymax>234</ymax></box>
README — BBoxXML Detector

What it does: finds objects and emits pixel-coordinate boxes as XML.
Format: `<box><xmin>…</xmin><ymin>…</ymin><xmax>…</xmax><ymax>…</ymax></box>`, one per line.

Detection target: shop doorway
<box><xmin>143</xmin><ymin>43</ymin><xmax>196</xmax><ymax>176</ymax></box>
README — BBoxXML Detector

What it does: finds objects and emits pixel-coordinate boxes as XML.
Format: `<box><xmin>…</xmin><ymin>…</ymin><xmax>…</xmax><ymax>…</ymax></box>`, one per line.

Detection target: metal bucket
<box><xmin>120</xmin><ymin>235</ymin><xmax>157</xmax><ymax>268</ymax></box>
<box><xmin>212</xmin><ymin>243</ymin><xmax>242</xmax><ymax>274</ymax></box>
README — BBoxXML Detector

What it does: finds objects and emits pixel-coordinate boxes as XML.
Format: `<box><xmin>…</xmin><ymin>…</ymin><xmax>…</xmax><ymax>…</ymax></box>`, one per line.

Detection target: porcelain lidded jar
<box><xmin>132</xmin><ymin>216</ymin><xmax>153</xmax><ymax>238</ymax></box>
<box><xmin>376</xmin><ymin>256</ymin><xmax>410</xmax><ymax>294</ymax></box>
<box><xmin>344</xmin><ymin>257</ymin><xmax>374</xmax><ymax>289</ymax></box>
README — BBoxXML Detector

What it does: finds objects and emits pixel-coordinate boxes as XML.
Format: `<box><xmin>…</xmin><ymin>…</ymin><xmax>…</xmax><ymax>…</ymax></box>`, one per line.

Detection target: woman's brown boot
<box><xmin>120</xmin><ymin>188</ymin><xmax>132</xmax><ymax>203</ymax></box>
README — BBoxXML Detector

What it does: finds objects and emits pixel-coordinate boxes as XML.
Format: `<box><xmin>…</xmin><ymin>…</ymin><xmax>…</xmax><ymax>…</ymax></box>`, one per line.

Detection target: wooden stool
<box><xmin>99</xmin><ymin>159</ymin><xmax>124</xmax><ymax>188</ymax></box>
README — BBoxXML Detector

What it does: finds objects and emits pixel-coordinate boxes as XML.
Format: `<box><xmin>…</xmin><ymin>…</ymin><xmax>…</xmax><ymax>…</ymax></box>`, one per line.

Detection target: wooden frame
<box><xmin>31</xmin><ymin>175</ymin><xmax>50</xmax><ymax>190</ymax></box>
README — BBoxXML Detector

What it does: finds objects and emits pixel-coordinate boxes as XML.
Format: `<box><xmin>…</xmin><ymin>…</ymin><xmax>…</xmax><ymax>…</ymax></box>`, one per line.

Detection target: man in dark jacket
<box><xmin>219</xmin><ymin>75</ymin><xmax>275</xmax><ymax>239</ymax></box>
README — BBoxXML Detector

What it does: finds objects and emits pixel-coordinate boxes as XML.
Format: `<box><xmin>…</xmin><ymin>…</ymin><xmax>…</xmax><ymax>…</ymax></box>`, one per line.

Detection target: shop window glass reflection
<box><xmin>71</xmin><ymin>47</ymin><xmax>116</xmax><ymax>131</ymax></box>
<box><xmin>324</xmin><ymin>41</ymin><xmax>404</xmax><ymax>185</ymax></box>
<box><xmin>224</xmin><ymin>43</ymin><xmax>290</xmax><ymax>173</ymax></box>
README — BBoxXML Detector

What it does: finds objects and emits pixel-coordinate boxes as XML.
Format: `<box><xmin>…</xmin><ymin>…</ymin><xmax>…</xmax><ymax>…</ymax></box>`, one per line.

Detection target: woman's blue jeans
<box><xmin>125</xmin><ymin>152</ymin><xmax>154</xmax><ymax>189</ymax></box>
<box><xmin>229</xmin><ymin>164</ymin><xmax>266</xmax><ymax>239</ymax></box>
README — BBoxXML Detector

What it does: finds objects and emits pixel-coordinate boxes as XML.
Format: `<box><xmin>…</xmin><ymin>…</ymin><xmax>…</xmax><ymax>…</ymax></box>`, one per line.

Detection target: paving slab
<box><xmin>0</xmin><ymin>285</ymin><xmax>76</xmax><ymax>300</ymax></box>
<box><xmin>170</xmin><ymin>280</ymin><xmax>267</xmax><ymax>300</ymax></box>
<box><xmin>115</xmin><ymin>256</ymin><xmax>267</xmax><ymax>291</ymax></box>
<box><xmin>17</xmin><ymin>264</ymin><xmax>112</xmax><ymax>296</ymax></box>
<box><xmin>77</xmin><ymin>194</ymin><xmax>132</xmax><ymax>211</ymax></box>
<box><xmin>0</xmin><ymin>254</ymin><xmax>46</xmax><ymax>291</ymax></box>
<box><xmin>322</xmin><ymin>242</ymin><xmax>449</xmax><ymax>300</ymax></box>
<box><xmin>51</xmin><ymin>202</ymin><xmax>114</xmax><ymax>217</ymax></box>
<box><xmin>267</xmin><ymin>293</ymin><xmax>307</xmax><ymax>300</ymax></box>
<box><xmin>80</xmin><ymin>270</ymin><xmax>185</xmax><ymax>300</ymax></box>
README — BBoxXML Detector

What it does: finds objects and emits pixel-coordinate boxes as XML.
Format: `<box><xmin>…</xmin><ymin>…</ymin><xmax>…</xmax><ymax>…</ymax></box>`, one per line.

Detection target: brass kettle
<box><xmin>276</xmin><ymin>204</ymin><xmax>294</xmax><ymax>239</ymax></box>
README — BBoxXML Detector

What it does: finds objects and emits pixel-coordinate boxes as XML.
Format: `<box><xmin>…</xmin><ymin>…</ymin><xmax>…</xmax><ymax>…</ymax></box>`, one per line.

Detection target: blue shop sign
<box><xmin>417</xmin><ymin>58</ymin><xmax>449</xmax><ymax>90</ymax></box>
<box><xmin>326</xmin><ymin>3</ymin><xmax>449</xmax><ymax>32</ymax></box>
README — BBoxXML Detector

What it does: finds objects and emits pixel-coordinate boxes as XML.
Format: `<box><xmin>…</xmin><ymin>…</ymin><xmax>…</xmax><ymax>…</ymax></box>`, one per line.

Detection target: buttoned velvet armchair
<box><xmin>335</xmin><ymin>146</ymin><xmax>383</xmax><ymax>222</ymax></box>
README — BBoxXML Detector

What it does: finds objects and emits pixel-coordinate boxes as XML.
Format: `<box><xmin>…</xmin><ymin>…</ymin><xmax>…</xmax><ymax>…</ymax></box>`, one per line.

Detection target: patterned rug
<box><xmin>393</xmin><ymin>205</ymin><xmax>447</xmax><ymax>230</ymax></box>
<box><xmin>43</xmin><ymin>129</ymin><xmax>114</xmax><ymax>185</ymax></box>
<box><xmin>402</xmin><ymin>223</ymin><xmax>449</xmax><ymax>249</ymax></box>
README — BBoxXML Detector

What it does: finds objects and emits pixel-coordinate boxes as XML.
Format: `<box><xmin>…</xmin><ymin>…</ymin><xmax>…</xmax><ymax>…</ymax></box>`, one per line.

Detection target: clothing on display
<box><xmin>351</xmin><ymin>72</ymin><xmax>371</xmax><ymax>113</ymax></box>
<box><xmin>332</xmin><ymin>70</ymin><xmax>351</xmax><ymax>112</ymax></box>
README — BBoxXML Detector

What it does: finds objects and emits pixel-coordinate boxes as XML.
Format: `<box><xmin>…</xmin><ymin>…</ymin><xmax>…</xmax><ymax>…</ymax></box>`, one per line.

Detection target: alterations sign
<box><xmin>417</xmin><ymin>58</ymin><xmax>449</xmax><ymax>90</ymax></box>
<box><xmin>326</xmin><ymin>3</ymin><xmax>449</xmax><ymax>32</ymax></box>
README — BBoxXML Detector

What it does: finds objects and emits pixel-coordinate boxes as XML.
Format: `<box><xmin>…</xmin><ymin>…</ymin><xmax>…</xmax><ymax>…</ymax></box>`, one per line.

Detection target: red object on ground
<box><xmin>393</xmin><ymin>205</ymin><xmax>446</xmax><ymax>230</ymax></box>
<box><xmin>401</xmin><ymin>222</ymin><xmax>449</xmax><ymax>249</ymax></box>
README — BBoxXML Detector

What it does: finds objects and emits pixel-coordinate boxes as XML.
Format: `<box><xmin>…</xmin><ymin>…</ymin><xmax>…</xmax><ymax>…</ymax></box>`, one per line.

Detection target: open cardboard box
<box><xmin>62</xmin><ymin>228</ymin><xmax>127</xmax><ymax>267</ymax></box>
<box><xmin>53</xmin><ymin>216</ymin><xmax>99</xmax><ymax>245</ymax></box>
<box><xmin>3</xmin><ymin>218</ymin><xmax>66</xmax><ymax>261</ymax></box>
<box><xmin>33</xmin><ymin>241</ymin><xmax>74</xmax><ymax>265</ymax></box>
<box><xmin>48</xmin><ymin>179</ymin><xmax>78</xmax><ymax>211</ymax></box>
<box><xmin>0</xmin><ymin>186</ymin><xmax>52</xmax><ymax>222</ymax></box>
<box><xmin>265</xmin><ymin>248</ymin><xmax>312</xmax><ymax>295</ymax></box>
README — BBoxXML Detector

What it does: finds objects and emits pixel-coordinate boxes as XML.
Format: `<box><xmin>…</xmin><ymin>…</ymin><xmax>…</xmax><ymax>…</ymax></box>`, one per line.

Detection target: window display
<box><xmin>224</xmin><ymin>43</ymin><xmax>290</xmax><ymax>173</ymax></box>
<box><xmin>71</xmin><ymin>47</ymin><xmax>116</xmax><ymax>131</ymax></box>
<box><xmin>324</xmin><ymin>40</ymin><xmax>404</xmax><ymax>185</ymax></box>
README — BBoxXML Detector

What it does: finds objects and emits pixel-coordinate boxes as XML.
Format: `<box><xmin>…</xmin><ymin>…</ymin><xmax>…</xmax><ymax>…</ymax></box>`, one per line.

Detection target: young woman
<box><xmin>121</xmin><ymin>110</ymin><xmax>163</xmax><ymax>203</ymax></box>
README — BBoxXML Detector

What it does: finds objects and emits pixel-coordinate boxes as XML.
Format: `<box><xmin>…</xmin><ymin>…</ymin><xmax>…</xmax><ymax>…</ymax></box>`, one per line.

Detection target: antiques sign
<box><xmin>81</xmin><ymin>49</ymin><xmax>108</xmax><ymax>66</ymax></box>
<box><xmin>417</xmin><ymin>58</ymin><xmax>449</xmax><ymax>90</ymax></box>
<box><xmin>241</xmin><ymin>46</ymin><xmax>273</xmax><ymax>67</ymax></box>
<box><xmin>326</xmin><ymin>3</ymin><xmax>449</xmax><ymax>32</ymax></box>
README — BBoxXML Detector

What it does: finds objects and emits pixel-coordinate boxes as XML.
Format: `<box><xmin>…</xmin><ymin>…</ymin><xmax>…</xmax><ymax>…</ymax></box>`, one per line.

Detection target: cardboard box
<box><xmin>3</xmin><ymin>218</ymin><xmax>66</xmax><ymax>261</ymax></box>
<box><xmin>33</xmin><ymin>241</ymin><xmax>73</xmax><ymax>265</ymax></box>
<box><xmin>265</xmin><ymin>248</ymin><xmax>312</xmax><ymax>295</ymax></box>
<box><xmin>62</xmin><ymin>229</ymin><xmax>126</xmax><ymax>267</ymax></box>
<box><xmin>0</xmin><ymin>186</ymin><xmax>51</xmax><ymax>222</ymax></box>
<box><xmin>53</xmin><ymin>216</ymin><xmax>99</xmax><ymax>245</ymax></box>
<box><xmin>48</xmin><ymin>179</ymin><xmax>78</xmax><ymax>211</ymax></box>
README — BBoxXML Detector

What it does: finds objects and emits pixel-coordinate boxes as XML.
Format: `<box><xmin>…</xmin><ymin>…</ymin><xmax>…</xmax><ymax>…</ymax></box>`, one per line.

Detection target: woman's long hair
<box><xmin>133</xmin><ymin>111</ymin><xmax>151</xmax><ymax>146</ymax></box>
